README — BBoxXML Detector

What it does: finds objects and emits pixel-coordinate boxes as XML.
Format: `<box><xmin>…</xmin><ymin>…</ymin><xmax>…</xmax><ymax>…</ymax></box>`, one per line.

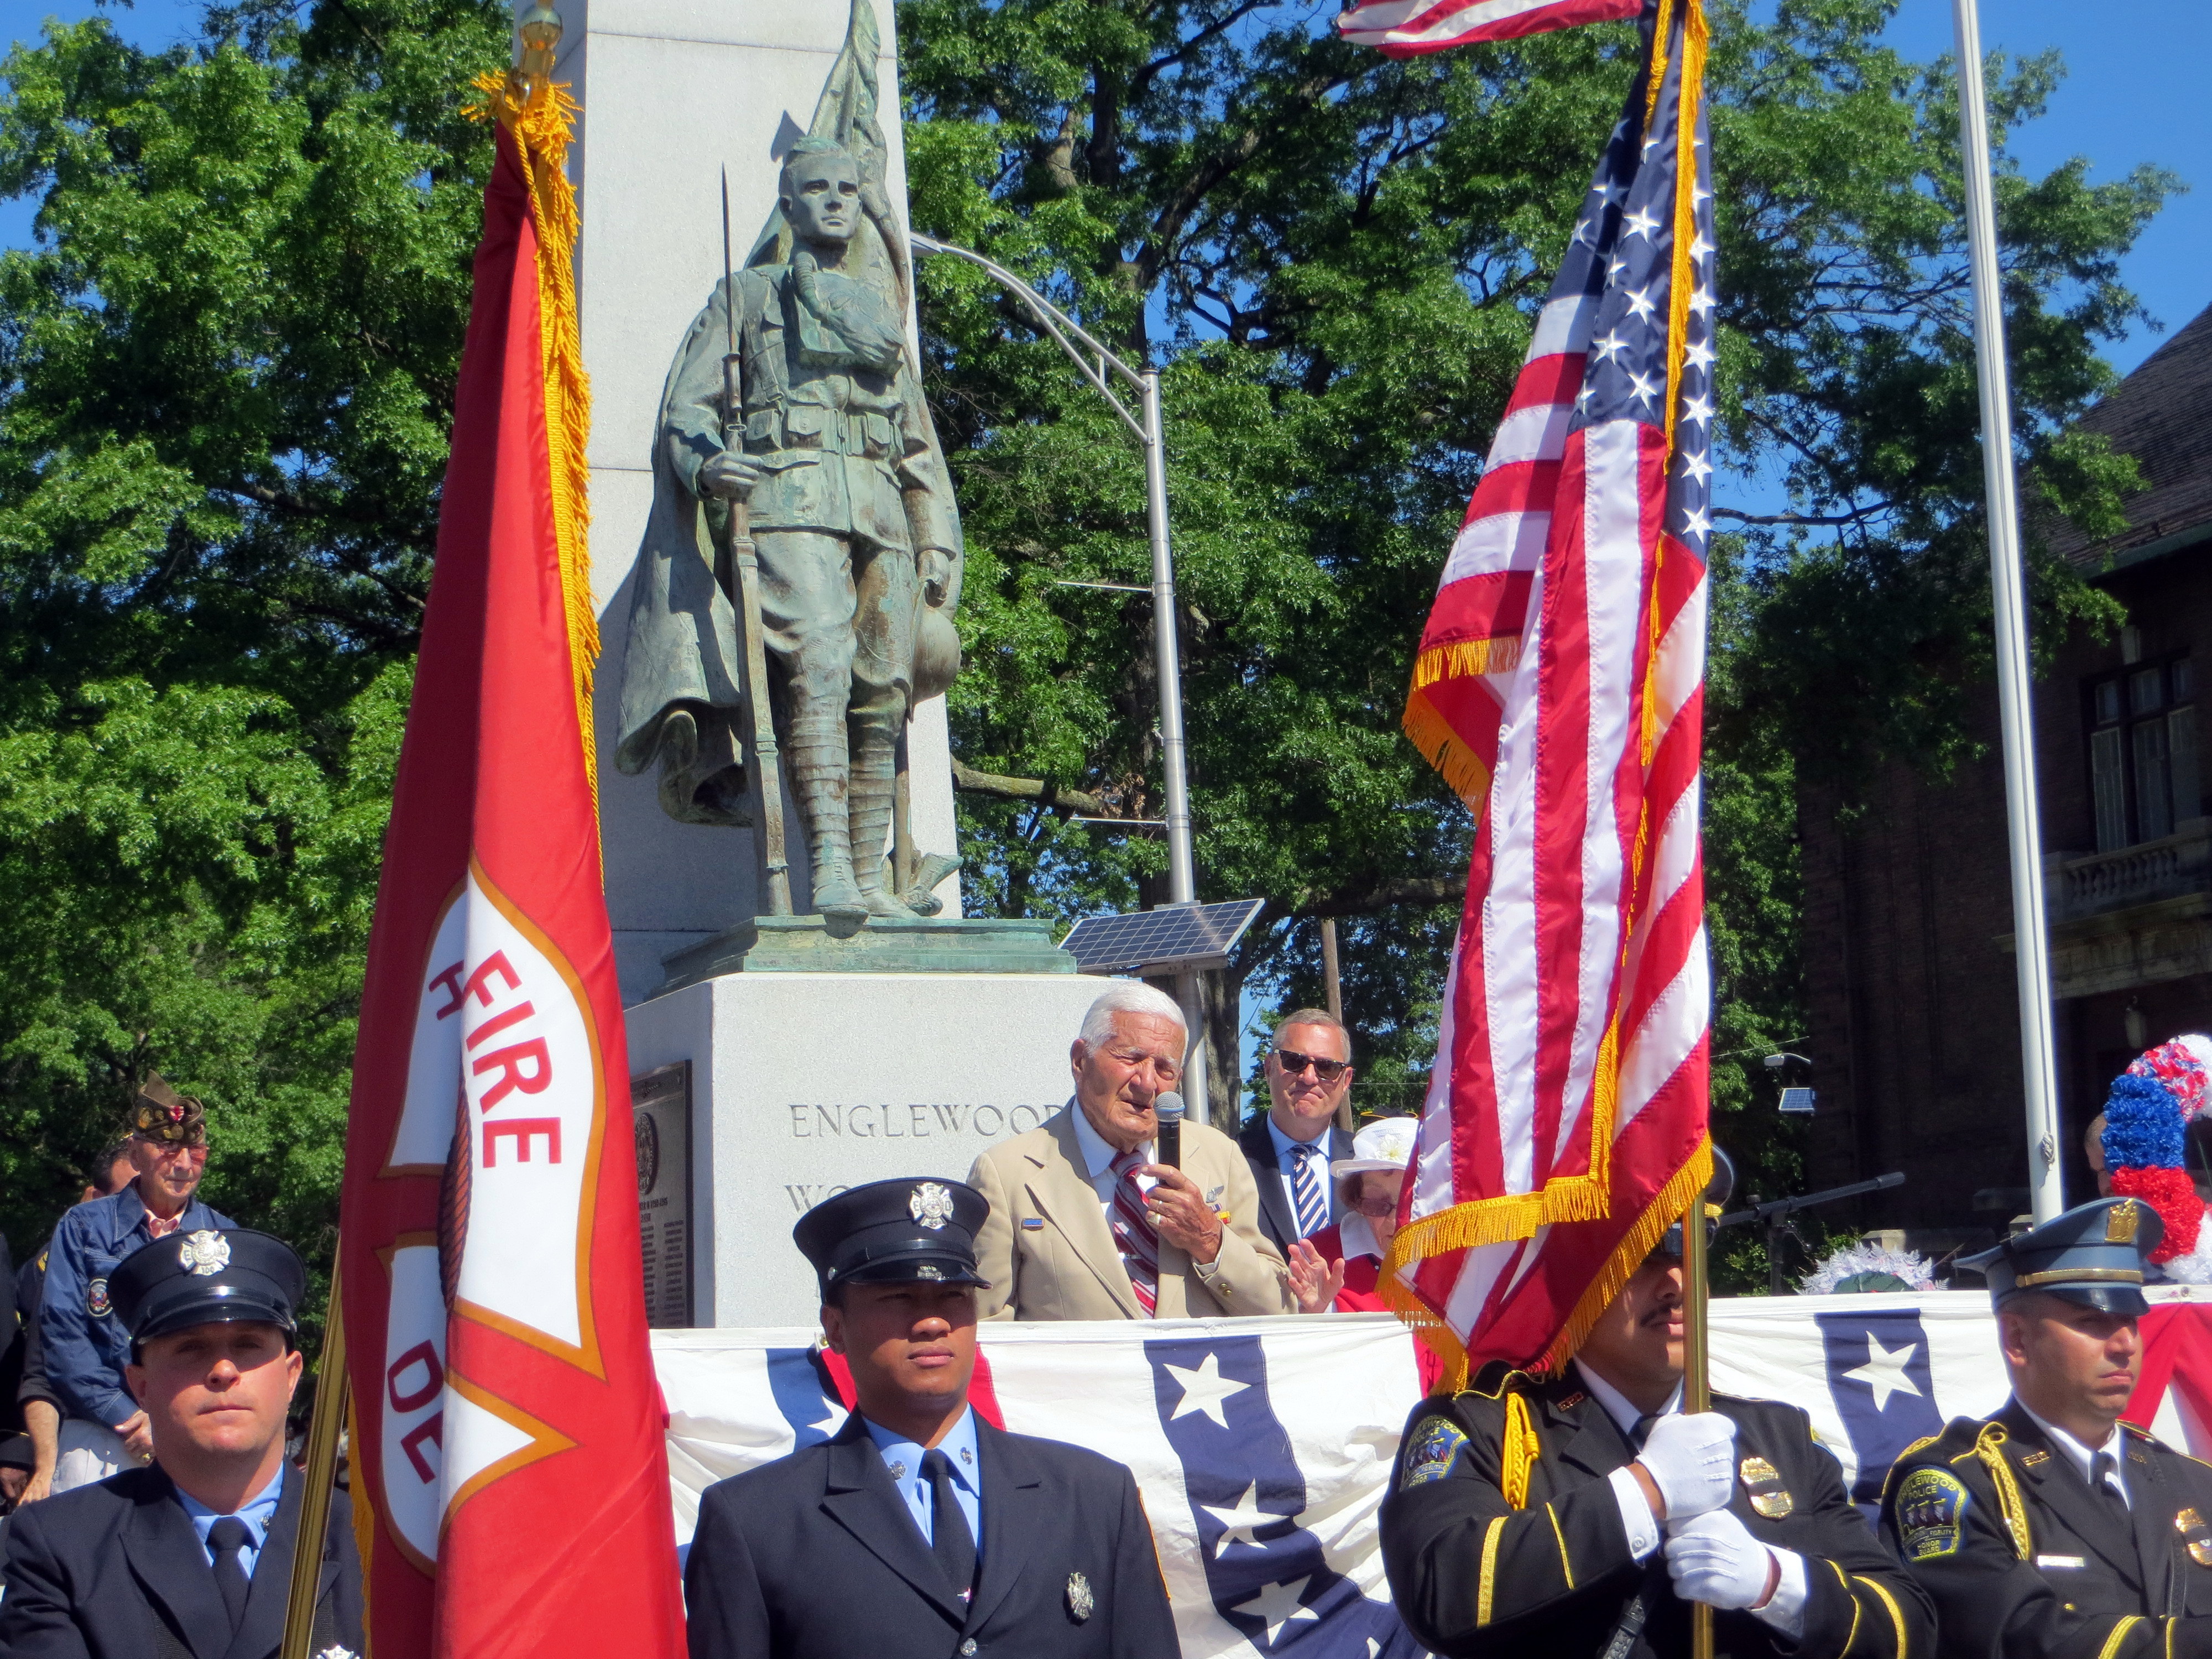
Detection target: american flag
<box><xmin>1386</xmin><ymin>0</ymin><xmax>1716</xmax><ymax>1378</ymax></box>
<box><xmin>1337</xmin><ymin>0</ymin><xmax>1639</xmax><ymax>56</ymax></box>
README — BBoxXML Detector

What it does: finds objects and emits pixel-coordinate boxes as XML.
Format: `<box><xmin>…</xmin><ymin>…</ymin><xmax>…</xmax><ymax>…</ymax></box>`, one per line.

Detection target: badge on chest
<box><xmin>1740</xmin><ymin>1455</ymin><xmax>1794</xmax><ymax>1519</ymax></box>
<box><xmin>2176</xmin><ymin>1507</ymin><xmax>2212</xmax><ymax>1568</ymax></box>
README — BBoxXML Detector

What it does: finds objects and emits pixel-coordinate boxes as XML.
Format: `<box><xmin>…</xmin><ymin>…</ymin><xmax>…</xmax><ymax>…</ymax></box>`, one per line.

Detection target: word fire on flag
<box><xmin>335</xmin><ymin>48</ymin><xmax>687</xmax><ymax>1659</ymax></box>
<box><xmin>1376</xmin><ymin>0</ymin><xmax>1718</xmax><ymax>1379</ymax></box>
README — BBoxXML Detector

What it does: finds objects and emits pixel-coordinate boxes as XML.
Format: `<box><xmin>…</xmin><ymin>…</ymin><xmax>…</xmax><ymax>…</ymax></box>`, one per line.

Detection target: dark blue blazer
<box><xmin>0</xmin><ymin>1464</ymin><xmax>361</xmax><ymax>1659</ymax></box>
<box><xmin>1237</xmin><ymin>1113</ymin><xmax>1357</xmax><ymax>1259</ymax></box>
<box><xmin>685</xmin><ymin>1410</ymin><xmax>1176</xmax><ymax>1659</ymax></box>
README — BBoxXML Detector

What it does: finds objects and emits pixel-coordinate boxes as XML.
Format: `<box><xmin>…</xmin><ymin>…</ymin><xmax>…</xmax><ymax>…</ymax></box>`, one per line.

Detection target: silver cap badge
<box><xmin>179</xmin><ymin>1231</ymin><xmax>230</xmax><ymax>1277</ymax></box>
<box><xmin>911</xmin><ymin>1183</ymin><xmax>956</xmax><ymax>1231</ymax></box>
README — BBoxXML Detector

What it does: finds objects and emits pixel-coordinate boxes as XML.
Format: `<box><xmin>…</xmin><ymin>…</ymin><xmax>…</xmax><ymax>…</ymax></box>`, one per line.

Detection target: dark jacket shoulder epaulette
<box><xmin>1460</xmin><ymin>1359</ymin><xmax>1539</xmax><ymax>1401</ymax></box>
<box><xmin>1877</xmin><ymin>1416</ymin><xmax>1996</xmax><ymax>1509</ymax></box>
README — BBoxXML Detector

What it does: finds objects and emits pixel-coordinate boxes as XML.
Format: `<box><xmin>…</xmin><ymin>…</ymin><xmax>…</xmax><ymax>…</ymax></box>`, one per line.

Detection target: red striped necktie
<box><xmin>1109</xmin><ymin>1150</ymin><xmax>1160</xmax><ymax>1316</ymax></box>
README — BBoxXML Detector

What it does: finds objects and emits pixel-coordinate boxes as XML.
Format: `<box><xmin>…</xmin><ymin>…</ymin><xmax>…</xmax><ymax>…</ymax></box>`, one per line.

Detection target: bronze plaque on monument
<box><xmin>633</xmin><ymin>1061</ymin><xmax>694</xmax><ymax>1327</ymax></box>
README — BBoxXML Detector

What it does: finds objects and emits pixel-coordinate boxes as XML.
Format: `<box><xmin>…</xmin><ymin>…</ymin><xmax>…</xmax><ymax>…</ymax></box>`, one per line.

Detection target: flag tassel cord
<box><xmin>468</xmin><ymin>61</ymin><xmax>600</xmax><ymax>805</ymax></box>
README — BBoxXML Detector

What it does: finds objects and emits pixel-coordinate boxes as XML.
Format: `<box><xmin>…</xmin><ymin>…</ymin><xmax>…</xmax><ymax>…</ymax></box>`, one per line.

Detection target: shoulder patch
<box><xmin>1400</xmin><ymin>1415</ymin><xmax>1471</xmax><ymax>1489</ymax></box>
<box><xmin>1896</xmin><ymin>1467</ymin><xmax>1972</xmax><ymax>1561</ymax></box>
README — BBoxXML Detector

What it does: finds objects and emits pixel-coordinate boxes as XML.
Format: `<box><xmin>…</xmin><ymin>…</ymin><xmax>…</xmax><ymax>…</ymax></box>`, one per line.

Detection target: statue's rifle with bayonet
<box><xmin>720</xmin><ymin>168</ymin><xmax>792</xmax><ymax>916</ymax></box>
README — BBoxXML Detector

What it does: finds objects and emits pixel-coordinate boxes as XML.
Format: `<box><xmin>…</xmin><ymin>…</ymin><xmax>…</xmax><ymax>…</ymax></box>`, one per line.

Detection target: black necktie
<box><xmin>207</xmin><ymin>1516</ymin><xmax>253</xmax><ymax>1634</ymax></box>
<box><xmin>1630</xmin><ymin>1413</ymin><xmax>1658</xmax><ymax>1451</ymax></box>
<box><xmin>2092</xmin><ymin>1451</ymin><xmax>2129</xmax><ymax>1517</ymax></box>
<box><xmin>921</xmin><ymin>1449</ymin><xmax>978</xmax><ymax>1601</ymax></box>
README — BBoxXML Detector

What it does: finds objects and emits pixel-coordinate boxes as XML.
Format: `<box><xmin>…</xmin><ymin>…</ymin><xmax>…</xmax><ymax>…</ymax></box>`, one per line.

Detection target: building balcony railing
<box><xmin>2047</xmin><ymin>819</ymin><xmax>2212</xmax><ymax>925</ymax></box>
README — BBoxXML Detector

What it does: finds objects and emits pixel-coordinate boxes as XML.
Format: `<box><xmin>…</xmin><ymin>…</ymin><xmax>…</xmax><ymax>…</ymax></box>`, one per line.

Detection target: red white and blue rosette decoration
<box><xmin>2102</xmin><ymin>1035</ymin><xmax>2212</xmax><ymax>1282</ymax></box>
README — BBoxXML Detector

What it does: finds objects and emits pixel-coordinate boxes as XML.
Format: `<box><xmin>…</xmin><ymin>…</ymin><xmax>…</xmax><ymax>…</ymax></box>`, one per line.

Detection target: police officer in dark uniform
<box><xmin>0</xmin><ymin>1228</ymin><xmax>362</xmax><ymax>1659</ymax></box>
<box><xmin>1880</xmin><ymin>1196</ymin><xmax>2212</xmax><ymax>1659</ymax></box>
<box><xmin>1382</xmin><ymin>1194</ymin><xmax>1931</xmax><ymax>1659</ymax></box>
<box><xmin>685</xmin><ymin>1178</ymin><xmax>1177</xmax><ymax>1659</ymax></box>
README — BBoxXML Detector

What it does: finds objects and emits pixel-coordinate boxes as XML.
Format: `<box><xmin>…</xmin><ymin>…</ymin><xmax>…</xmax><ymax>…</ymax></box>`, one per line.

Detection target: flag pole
<box><xmin>1682</xmin><ymin>1185</ymin><xmax>1713</xmax><ymax>1659</ymax></box>
<box><xmin>278</xmin><ymin>1255</ymin><xmax>349</xmax><ymax>1659</ymax></box>
<box><xmin>1952</xmin><ymin>0</ymin><xmax>2064</xmax><ymax>1225</ymax></box>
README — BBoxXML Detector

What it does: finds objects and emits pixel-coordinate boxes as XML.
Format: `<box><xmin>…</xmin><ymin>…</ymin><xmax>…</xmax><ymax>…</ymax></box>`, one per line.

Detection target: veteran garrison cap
<box><xmin>108</xmin><ymin>1228</ymin><xmax>307</xmax><ymax>1349</ymax></box>
<box><xmin>1958</xmin><ymin>1194</ymin><xmax>2162</xmax><ymax>1316</ymax></box>
<box><xmin>793</xmin><ymin>1178</ymin><xmax>992</xmax><ymax>1297</ymax></box>
<box><xmin>128</xmin><ymin>1073</ymin><xmax>207</xmax><ymax>1147</ymax></box>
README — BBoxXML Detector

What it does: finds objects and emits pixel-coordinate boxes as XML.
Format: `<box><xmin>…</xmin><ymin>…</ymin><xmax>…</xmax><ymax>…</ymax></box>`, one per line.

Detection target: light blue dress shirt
<box><xmin>863</xmin><ymin>1408</ymin><xmax>982</xmax><ymax>1556</ymax></box>
<box><xmin>177</xmin><ymin>1462</ymin><xmax>285</xmax><ymax>1577</ymax></box>
<box><xmin>1267</xmin><ymin>1117</ymin><xmax>1332</xmax><ymax>1228</ymax></box>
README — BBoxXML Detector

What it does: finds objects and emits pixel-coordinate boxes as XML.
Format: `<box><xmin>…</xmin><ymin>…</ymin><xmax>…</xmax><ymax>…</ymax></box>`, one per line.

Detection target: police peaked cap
<box><xmin>109</xmin><ymin>1228</ymin><xmax>307</xmax><ymax>1348</ymax></box>
<box><xmin>1959</xmin><ymin>1196</ymin><xmax>2162</xmax><ymax>1317</ymax></box>
<box><xmin>794</xmin><ymin>1178</ymin><xmax>992</xmax><ymax>1296</ymax></box>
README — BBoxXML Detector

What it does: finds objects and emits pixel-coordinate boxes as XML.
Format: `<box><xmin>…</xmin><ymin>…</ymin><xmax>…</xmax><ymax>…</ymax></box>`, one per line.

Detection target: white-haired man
<box><xmin>967</xmin><ymin>984</ymin><xmax>1292</xmax><ymax>1320</ymax></box>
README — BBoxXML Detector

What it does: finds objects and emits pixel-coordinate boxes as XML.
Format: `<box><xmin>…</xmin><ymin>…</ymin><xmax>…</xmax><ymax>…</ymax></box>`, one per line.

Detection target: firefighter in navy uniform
<box><xmin>684</xmin><ymin>1178</ymin><xmax>1176</xmax><ymax>1659</ymax></box>
<box><xmin>1879</xmin><ymin>1196</ymin><xmax>2212</xmax><ymax>1659</ymax></box>
<box><xmin>1381</xmin><ymin>1191</ymin><xmax>1930</xmax><ymax>1659</ymax></box>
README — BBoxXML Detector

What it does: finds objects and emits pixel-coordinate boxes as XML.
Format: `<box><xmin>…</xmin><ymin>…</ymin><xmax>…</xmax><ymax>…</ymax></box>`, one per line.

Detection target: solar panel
<box><xmin>1061</xmin><ymin>899</ymin><xmax>1266</xmax><ymax>975</ymax></box>
<box><xmin>1778</xmin><ymin>1087</ymin><xmax>1816</xmax><ymax>1115</ymax></box>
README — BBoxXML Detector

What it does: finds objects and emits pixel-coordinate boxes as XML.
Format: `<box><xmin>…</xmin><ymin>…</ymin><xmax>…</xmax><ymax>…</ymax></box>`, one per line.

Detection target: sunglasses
<box><xmin>1272</xmin><ymin>1047</ymin><xmax>1349</xmax><ymax>1084</ymax></box>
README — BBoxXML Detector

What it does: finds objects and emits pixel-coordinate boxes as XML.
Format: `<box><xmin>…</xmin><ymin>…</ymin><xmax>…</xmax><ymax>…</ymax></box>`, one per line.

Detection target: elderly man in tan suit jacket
<box><xmin>967</xmin><ymin>983</ymin><xmax>1292</xmax><ymax>1320</ymax></box>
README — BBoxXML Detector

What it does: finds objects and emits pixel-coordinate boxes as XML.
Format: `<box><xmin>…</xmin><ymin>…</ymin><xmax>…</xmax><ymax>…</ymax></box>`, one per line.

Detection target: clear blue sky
<box><xmin>3</xmin><ymin>0</ymin><xmax>2198</xmax><ymax>352</ymax></box>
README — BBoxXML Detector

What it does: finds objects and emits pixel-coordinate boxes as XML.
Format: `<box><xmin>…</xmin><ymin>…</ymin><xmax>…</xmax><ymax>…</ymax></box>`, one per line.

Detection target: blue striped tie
<box><xmin>1291</xmin><ymin>1143</ymin><xmax>1329</xmax><ymax>1239</ymax></box>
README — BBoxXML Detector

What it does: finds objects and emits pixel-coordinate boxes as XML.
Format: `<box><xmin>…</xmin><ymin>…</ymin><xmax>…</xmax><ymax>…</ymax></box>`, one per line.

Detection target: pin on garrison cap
<box><xmin>1959</xmin><ymin>1195</ymin><xmax>2163</xmax><ymax>1317</ymax></box>
<box><xmin>128</xmin><ymin>1073</ymin><xmax>207</xmax><ymax>1147</ymax></box>
<box><xmin>108</xmin><ymin>1228</ymin><xmax>306</xmax><ymax>1349</ymax></box>
<box><xmin>793</xmin><ymin>1177</ymin><xmax>992</xmax><ymax>1297</ymax></box>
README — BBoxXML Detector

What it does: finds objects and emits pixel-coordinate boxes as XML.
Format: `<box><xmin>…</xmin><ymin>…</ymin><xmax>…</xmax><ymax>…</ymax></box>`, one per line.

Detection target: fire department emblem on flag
<box><xmin>180</xmin><ymin>1231</ymin><xmax>231</xmax><ymax>1277</ymax></box>
<box><xmin>911</xmin><ymin>1183</ymin><xmax>955</xmax><ymax>1231</ymax></box>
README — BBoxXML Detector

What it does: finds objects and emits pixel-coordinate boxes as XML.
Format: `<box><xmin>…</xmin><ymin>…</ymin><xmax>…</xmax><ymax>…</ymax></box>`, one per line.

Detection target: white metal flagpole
<box><xmin>1952</xmin><ymin>0</ymin><xmax>2064</xmax><ymax>1224</ymax></box>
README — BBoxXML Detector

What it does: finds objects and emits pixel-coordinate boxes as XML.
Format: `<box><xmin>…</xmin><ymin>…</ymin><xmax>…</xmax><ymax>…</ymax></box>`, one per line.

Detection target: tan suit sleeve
<box><xmin>1189</xmin><ymin>1130</ymin><xmax>1292</xmax><ymax>1316</ymax></box>
<box><xmin>967</xmin><ymin>1146</ymin><xmax>1020</xmax><ymax>1321</ymax></box>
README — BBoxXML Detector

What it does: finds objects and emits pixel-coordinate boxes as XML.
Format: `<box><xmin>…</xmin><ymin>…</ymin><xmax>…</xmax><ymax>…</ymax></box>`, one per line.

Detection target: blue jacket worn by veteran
<box><xmin>36</xmin><ymin>1188</ymin><xmax>233</xmax><ymax>1429</ymax></box>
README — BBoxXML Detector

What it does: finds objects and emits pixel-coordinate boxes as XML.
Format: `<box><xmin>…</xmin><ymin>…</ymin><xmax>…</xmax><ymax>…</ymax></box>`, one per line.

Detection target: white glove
<box><xmin>1635</xmin><ymin>1411</ymin><xmax>1737</xmax><ymax>1520</ymax></box>
<box><xmin>1665</xmin><ymin>1507</ymin><xmax>1781</xmax><ymax>1611</ymax></box>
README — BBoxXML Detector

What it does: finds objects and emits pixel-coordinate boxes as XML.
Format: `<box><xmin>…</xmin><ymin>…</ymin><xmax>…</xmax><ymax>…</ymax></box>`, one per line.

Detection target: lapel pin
<box><xmin>1066</xmin><ymin>1570</ymin><xmax>1094</xmax><ymax>1623</ymax></box>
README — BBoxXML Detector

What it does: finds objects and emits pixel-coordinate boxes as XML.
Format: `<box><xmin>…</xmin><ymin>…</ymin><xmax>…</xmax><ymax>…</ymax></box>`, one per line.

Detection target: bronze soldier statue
<box><xmin>616</xmin><ymin>109</ymin><xmax>962</xmax><ymax>925</ymax></box>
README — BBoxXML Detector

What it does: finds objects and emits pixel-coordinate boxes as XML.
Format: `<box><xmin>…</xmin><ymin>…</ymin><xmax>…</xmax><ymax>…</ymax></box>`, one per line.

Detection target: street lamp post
<box><xmin>909</xmin><ymin>233</ymin><xmax>1211</xmax><ymax>1118</ymax></box>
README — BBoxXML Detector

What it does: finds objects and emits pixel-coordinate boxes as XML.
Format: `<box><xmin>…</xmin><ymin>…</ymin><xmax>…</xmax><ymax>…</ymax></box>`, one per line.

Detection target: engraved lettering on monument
<box><xmin>614</xmin><ymin>1</ymin><xmax>963</xmax><ymax>931</ymax></box>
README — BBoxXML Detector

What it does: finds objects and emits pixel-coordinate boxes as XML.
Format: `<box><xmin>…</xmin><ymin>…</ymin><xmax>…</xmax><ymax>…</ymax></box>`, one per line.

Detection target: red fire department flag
<box><xmin>337</xmin><ymin>69</ymin><xmax>686</xmax><ymax>1659</ymax></box>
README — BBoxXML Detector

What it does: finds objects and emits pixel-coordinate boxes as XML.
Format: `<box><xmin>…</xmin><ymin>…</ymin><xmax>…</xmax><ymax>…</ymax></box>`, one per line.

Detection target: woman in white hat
<box><xmin>1286</xmin><ymin>1115</ymin><xmax>1417</xmax><ymax>1314</ymax></box>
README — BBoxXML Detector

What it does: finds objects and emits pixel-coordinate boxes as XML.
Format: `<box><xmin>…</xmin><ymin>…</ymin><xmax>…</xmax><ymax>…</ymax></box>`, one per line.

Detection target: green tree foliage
<box><xmin>0</xmin><ymin>0</ymin><xmax>2173</xmax><ymax>1279</ymax></box>
<box><xmin>899</xmin><ymin>0</ymin><xmax>2172</xmax><ymax>1193</ymax></box>
<box><xmin>0</xmin><ymin>0</ymin><xmax>505</xmax><ymax>1280</ymax></box>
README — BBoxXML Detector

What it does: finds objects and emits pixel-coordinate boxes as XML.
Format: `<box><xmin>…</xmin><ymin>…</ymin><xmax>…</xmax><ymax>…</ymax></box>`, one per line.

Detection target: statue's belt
<box><xmin>740</xmin><ymin>403</ymin><xmax>901</xmax><ymax>463</ymax></box>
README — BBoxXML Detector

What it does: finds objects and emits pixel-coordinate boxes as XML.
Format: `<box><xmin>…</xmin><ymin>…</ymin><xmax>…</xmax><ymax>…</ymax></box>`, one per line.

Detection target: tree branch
<box><xmin>1290</xmin><ymin>877</ymin><xmax>1463</xmax><ymax>917</ymax></box>
<box><xmin>950</xmin><ymin>759</ymin><xmax>1107</xmax><ymax>817</ymax></box>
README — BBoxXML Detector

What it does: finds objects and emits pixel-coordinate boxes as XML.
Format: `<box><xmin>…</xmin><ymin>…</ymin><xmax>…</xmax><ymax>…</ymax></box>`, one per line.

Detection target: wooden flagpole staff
<box><xmin>278</xmin><ymin>1255</ymin><xmax>349</xmax><ymax>1659</ymax></box>
<box><xmin>1682</xmin><ymin>1181</ymin><xmax>1714</xmax><ymax>1659</ymax></box>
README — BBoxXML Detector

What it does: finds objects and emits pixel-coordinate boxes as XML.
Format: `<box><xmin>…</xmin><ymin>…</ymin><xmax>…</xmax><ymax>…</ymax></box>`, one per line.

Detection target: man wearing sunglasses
<box><xmin>1238</xmin><ymin>1010</ymin><xmax>1360</xmax><ymax>1264</ymax></box>
<box><xmin>36</xmin><ymin>1076</ymin><xmax>234</xmax><ymax>1495</ymax></box>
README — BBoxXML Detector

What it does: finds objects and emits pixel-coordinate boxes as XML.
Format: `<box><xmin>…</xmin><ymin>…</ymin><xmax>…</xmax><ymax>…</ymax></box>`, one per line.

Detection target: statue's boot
<box><xmin>786</xmin><ymin>711</ymin><xmax>869</xmax><ymax>925</ymax></box>
<box><xmin>848</xmin><ymin>722</ymin><xmax>913</xmax><ymax>919</ymax></box>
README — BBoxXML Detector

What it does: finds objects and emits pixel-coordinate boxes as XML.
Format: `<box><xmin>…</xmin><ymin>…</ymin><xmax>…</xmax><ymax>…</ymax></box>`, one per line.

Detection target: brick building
<box><xmin>1799</xmin><ymin>301</ymin><xmax>2212</xmax><ymax>1237</ymax></box>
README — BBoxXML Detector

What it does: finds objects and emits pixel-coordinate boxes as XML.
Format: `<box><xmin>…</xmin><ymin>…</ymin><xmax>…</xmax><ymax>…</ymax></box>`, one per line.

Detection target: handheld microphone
<box><xmin>1154</xmin><ymin>1091</ymin><xmax>1185</xmax><ymax>1170</ymax></box>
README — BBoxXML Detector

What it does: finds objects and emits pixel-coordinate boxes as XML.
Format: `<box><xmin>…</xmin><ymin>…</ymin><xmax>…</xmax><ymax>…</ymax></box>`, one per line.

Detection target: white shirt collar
<box><xmin>2017</xmin><ymin>1400</ymin><xmax>2125</xmax><ymax>1491</ymax></box>
<box><xmin>1573</xmin><ymin>1360</ymin><xmax>1682</xmax><ymax>1441</ymax></box>
<box><xmin>1068</xmin><ymin>1097</ymin><xmax>1148</xmax><ymax>1178</ymax></box>
<box><xmin>1340</xmin><ymin>1211</ymin><xmax>1383</xmax><ymax>1262</ymax></box>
